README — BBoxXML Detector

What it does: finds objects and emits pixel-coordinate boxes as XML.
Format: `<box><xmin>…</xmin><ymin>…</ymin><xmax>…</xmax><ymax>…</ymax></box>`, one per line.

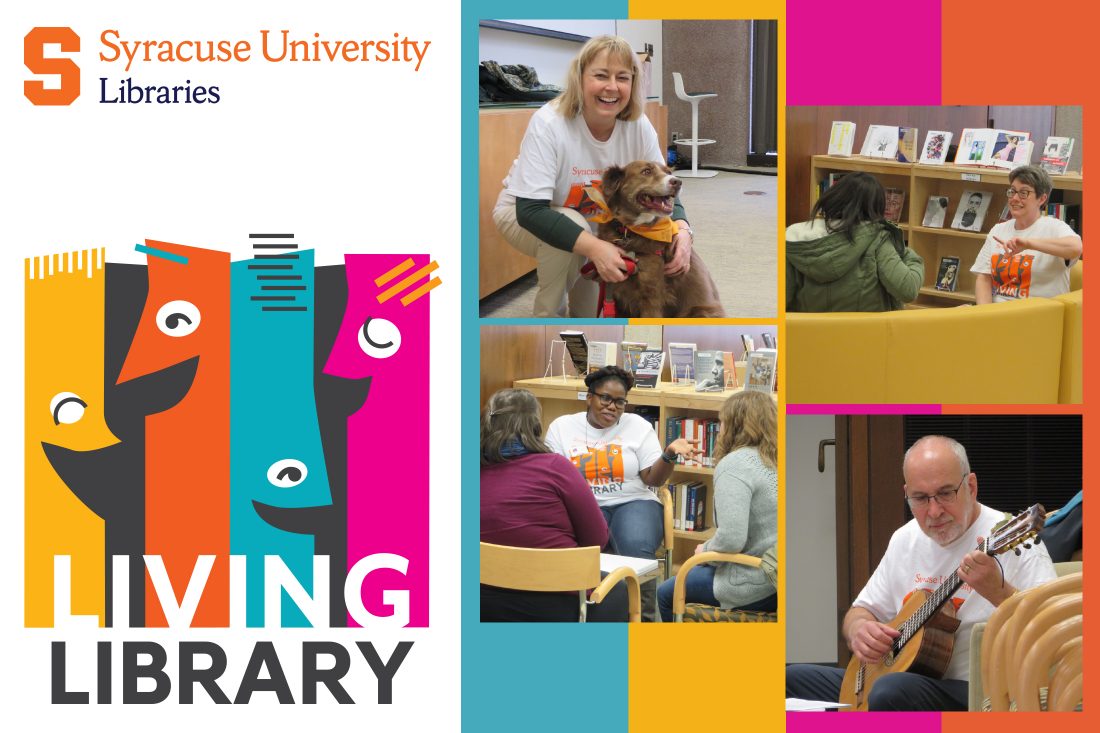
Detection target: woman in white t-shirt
<box><xmin>492</xmin><ymin>35</ymin><xmax>694</xmax><ymax>317</ymax></box>
<box><xmin>970</xmin><ymin>165</ymin><xmax>1082</xmax><ymax>303</ymax></box>
<box><xmin>545</xmin><ymin>366</ymin><xmax>699</xmax><ymax>567</ymax></box>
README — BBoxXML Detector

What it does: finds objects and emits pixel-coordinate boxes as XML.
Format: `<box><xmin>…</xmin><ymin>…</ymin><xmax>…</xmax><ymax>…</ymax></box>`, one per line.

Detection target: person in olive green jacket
<box><xmin>786</xmin><ymin>172</ymin><xmax>924</xmax><ymax>312</ymax></box>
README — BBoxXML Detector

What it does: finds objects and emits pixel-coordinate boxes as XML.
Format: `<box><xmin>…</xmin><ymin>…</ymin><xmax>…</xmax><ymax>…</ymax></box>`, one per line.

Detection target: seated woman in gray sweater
<box><xmin>657</xmin><ymin>391</ymin><xmax>778</xmax><ymax>621</ymax></box>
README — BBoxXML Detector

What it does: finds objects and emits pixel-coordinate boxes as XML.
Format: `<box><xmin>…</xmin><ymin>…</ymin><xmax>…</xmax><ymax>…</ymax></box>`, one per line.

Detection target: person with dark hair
<box><xmin>786</xmin><ymin>171</ymin><xmax>924</xmax><ymax>312</ymax></box>
<box><xmin>656</xmin><ymin>391</ymin><xmax>778</xmax><ymax>621</ymax></box>
<box><xmin>480</xmin><ymin>388</ymin><xmax>628</xmax><ymax>622</ymax></box>
<box><xmin>545</xmin><ymin>366</ymin><xmax>699</xmax><ymax>618</ymax></box>
<box><xmin>492</xmin><ymin>35</ymin><xmax>694</xmax><ymax>317</ymax></box>
<box><xmin>970</xmin><ymin>165</ymin><xmax>1082</xmax><ymax>303</ymax></box>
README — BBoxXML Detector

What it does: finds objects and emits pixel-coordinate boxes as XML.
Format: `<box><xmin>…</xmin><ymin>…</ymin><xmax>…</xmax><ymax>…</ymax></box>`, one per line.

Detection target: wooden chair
<box><xmin>671</xmin><ymin>551</ymin><xmax>777</xmax><ymax>623</ymax></box>
<box><xmin>656</xmin><ymin>486</ymin><xmax>674</xmax><ymax>581</ymax></box>
<box><xmin>1015</xmin><ymin>611</ymin><xmax>1083</xmax><ymax>711</ymax></box>
<box><xmin>979</xmin><ymin>572</ymin><xmax>1083</xmax><ymax>711</ymax></box>
<box><xmin>479</xmin><ymin>542</ymin><xmax>642</xmax><ymax>622</ymax></box>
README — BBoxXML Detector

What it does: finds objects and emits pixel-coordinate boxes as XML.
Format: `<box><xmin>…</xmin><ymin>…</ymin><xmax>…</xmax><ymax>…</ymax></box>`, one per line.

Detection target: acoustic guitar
<box><xmin>839</xmin><ymin>504</ymin><xmax>1045</xmax><ymax>711</ymax></box>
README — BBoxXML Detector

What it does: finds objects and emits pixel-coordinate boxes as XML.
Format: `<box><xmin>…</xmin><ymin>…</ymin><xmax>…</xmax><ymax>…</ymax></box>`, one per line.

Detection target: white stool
<box><xmin>671</xmin><ymin>72</ymin><xmax>718</xmax><ymax>179</ymax></box>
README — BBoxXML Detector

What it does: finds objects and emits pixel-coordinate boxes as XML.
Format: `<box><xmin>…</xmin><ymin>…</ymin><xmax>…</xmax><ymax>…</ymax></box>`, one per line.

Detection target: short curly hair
<box><xmin>584</xmin><ymin>365</ymin><xmax>635</xmax><ymax>394</ymax></box>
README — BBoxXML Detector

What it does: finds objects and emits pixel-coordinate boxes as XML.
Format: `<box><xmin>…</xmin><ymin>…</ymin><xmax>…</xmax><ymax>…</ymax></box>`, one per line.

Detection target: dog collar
<box><xmin>583</xmin><ymin>184</ymin><xmax>680</xmax><ymax>243</ymax></box>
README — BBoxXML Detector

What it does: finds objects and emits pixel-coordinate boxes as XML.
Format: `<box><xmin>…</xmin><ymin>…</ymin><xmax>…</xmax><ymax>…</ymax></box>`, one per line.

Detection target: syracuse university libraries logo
<box><xmin>24</xmin><ymin>27</ymin><xmax>81</xmax><ymax>105</ymax></box>
<box><xmin>25</xmin><ymin>238</ymin><xmax>439</xmax><ymax>701</ymax></box>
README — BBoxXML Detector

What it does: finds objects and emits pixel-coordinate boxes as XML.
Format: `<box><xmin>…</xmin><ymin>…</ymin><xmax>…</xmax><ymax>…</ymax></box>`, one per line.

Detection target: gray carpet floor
<box><xmin>479</xmin><ymin>171</ymin><xmax>778</xmax><ymax>319</ymax></box>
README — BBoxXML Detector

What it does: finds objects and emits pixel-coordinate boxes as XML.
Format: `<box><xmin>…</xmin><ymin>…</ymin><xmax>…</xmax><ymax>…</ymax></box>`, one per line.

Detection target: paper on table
<box><xmin>785</xmin><ymin>698</ymin><xmax>850</xmax><ymax>711</ymax></box>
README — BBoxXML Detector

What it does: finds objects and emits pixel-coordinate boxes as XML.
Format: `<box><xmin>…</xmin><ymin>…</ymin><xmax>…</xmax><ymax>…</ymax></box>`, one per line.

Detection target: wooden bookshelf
<box><xmin>513</xmin><ymin>376</ymin><xmax>769</xmax><ymax>571</ymax></box>
<box><xmin>809</xmin><ymin>155</ymin><xmax>1083</xmax><ymax>307</ymax></box>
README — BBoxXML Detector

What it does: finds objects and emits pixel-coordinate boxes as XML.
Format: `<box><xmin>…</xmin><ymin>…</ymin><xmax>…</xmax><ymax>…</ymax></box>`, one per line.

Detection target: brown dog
<box><xmin>595</xmin><ymin>161</ymin><xmax>726</xmax><ymax>318</ymax></box>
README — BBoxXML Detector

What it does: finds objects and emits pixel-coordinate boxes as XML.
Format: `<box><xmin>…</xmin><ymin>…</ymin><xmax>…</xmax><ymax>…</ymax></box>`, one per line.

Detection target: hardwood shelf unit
<box><xmin>809</xmin><ymin>155</ymin><xmax>1083</xmax><ymax>307</ymax></box>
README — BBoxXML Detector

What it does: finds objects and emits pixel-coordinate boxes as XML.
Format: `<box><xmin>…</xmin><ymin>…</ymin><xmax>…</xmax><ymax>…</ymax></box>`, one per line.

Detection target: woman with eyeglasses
<box><xmin>656</xmin><ymin>391</ymin><xmax>778</xmax><ymax>622</ymax></box>
<box><xmin>545</xmin><ymin>366</ymin><xmax>699</xmax><ymax>617</ymax></box>
<box><xmin>480</xmin><ymin>388</ymin><xmax>628</xmax><ymax>622</ymax></box>
<box><xmin>786</xmin><ymin>171</ymin><xmax>924</xmax><ymax>312</ymax></box>
<box><xmin>970</xmin><ymin>165</ymin><xmax>1082</xmax><ymax>303</ymax></box>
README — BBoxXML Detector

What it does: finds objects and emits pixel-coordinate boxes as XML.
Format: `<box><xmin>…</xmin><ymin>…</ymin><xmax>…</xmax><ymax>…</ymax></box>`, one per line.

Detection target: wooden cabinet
<box><xmin>808</xmin><ymin>155</ymin><xmax>1083</xmax><ymax>307</ymax></box>
<box><xmin>513</xmin><ymin>376</ymin><xmax>743</xmax><ymax>571</ymax></box>
<box><xmin>479</xmin><ymin>103</ymin><xmax>670</xmax><ymax>299</ymax></box>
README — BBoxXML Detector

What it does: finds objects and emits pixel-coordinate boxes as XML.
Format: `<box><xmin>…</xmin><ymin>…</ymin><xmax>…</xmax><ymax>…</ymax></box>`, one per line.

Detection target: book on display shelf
<box><xmin>740</xmin><ymin>333</ymin><xmax>755</xmax><ymax>355</ymax></box>
<box><xmin>694</xmin><ymin>350</ymin><xmax>725</xmax><ymax>392</ymax></box>
<box><xmin>828</xmin><ymin>121</ymin><xmax>857</xmax><ymax>156</ymax></box>
<box><xmin>921</xmin><ymin>195</ymin><xmax>949</xmax><ymax>228</ymax></box>
<box><xmin>723</xmin><ymin>351</ymin><xmax>739</xmax><ymax>389</ymax></box>
<box><xmin>935</xmin><ymin>256</ymin><xmax>960</xmax><ymax>292</ymax></box>
<box><xmin>950</xmin><ymin>189</ymin><xmax>992</xmax><ymax>233</ymax></box>
<box><xmin>896</xmin><ymin>126</ymin><xmax>919</xmax><ymax>163</ymax></box>
<box><xmin>559</xmin><ymin>330</ymin><xmax>588</xmax><ymax>376</ymax></box>
<box><xmin>633</xmin><ymin>349</ymin><xmax>665</xmax><ymax>388</ymax></box>
<box><xmin>955</xmin><ymin>128</ymin><xmax>1030</xmax><ymax>170</ymax></box>
<box><xmin>761</xmin><ymin>332</ymin><xmax>776</xmax><ymax>349</ymax></box>
<box><xmin>859</xmin><ymin>124</ymin><xmax>899</xmax><ymax>159</ymax></box>
<box><xmin>745</xmin><ymin>348</ymin><xmax>777</xmax><ymax>393</ymax></box>
<box><xmin>1040</xmin><ymin>136</ymin><xmax>1075</xmax><ymax>175</ymax></box>
<box><xmin>668</xmin><ymin>342</ymin><xmax>697</xmax><ymax>383</ymax></box>
<box><xmin>919</xmin><ymin>130</ymin><xmax>952</xmax><ymax>165</ymax></box>
<box><xmin>621</xmin><ymin>341</ymin><xmax>648</xmax><ymax>372</ymax></box>
<box><xmin>587</xmin><ymin>341</ymin><xmax>618</xmax><ymax>373</ymax></box>
<box><xmin>884</xmin><ymin>188</ymin><xmax>906</xmax><ymax>224</ymax></box>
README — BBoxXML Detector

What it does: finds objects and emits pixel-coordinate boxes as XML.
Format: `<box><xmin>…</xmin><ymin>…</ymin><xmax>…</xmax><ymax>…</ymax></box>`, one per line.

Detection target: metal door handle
<box><xmin>818</xmin><ymin>439</ymin><xmax>835</xmax><ymax>473</ymax></box>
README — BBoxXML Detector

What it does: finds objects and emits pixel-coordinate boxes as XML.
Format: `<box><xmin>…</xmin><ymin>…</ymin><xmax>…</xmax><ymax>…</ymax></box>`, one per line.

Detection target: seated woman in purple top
<box><xmin>480</xmin><ymin>388</ymin><xmax>627</xmax><ymax>621</ymax></box>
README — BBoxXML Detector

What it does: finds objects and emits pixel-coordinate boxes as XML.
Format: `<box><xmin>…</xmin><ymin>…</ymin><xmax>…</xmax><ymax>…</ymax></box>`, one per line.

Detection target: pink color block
<box><xmin>787</xmin><ymin>0</ymin><xmax>941</xmax><ymax>105</ymax></box>
<box><xmin>787</xmin><ymin>711</ymin><xmax>940</xmax><ymax>732</ymax></box>
<box><xmin>325</xmin><ymin>254</ymin><xmax>431</xmax><ymax>627</ymax></box>
<box><xmin>786</xmin><ymin>404</ymin><xmax>941</xmax><ymax>415</ymax></box>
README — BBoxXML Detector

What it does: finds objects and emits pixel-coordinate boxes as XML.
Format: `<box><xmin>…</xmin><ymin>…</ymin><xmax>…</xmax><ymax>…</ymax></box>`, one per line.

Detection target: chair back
<box><xmin>480</xmin><ymin>542</ymin><xmax>601</xmax><ymax>592</ymax></box>
<box><xmin>672</xmin><ymin>72</ymin><xmax>690</xmax><ymax>102</ymax></box>
<box><xmin>657</xmin><ymin>486</ymin><xmax>674</xmax><ymax>580</ymax></box>
<box><xmin>1015</xmin><ymin>614</ymin><xmax>1083</xmax><ymax>711</ymax></box>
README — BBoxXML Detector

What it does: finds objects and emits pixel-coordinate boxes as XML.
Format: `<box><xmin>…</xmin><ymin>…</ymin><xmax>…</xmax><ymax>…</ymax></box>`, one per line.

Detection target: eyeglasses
<box><xmin>591</xmin><ymin>392</ymin><xmax>628</xmax><ymax>409</ymax></box>
<box><xmin>1005</xmin><ymin>188</ymin><xmax>1034</xmax><ymax>199</ymax></box>
<box><xmin>905</xmin><ymin>475</ymin><xmax>967</xmax><ymax>508</ymax></box>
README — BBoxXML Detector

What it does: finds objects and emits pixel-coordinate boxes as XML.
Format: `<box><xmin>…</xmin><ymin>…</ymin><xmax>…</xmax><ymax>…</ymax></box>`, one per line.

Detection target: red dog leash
<box><xmin>580</xmin><ymin>253</ymin><xmax>647</xmax><ymax>318</ymax></box>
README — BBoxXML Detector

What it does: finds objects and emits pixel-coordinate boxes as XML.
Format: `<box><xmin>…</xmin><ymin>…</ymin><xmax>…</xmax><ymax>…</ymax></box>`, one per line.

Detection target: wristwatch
<box><xmin>661</xmin><ymin>449</ymin><xmax>677</xmax><ymax>464</ymax></box>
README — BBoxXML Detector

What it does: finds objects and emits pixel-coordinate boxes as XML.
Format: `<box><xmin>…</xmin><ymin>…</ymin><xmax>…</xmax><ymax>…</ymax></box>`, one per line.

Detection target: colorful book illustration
<box><xmin>884</xmin><ymin>188</ymin><xmax>906</xmax><ymax>224</ymax></box>
<box><xmin>896</xmin><ymin>126</ymin><xmax>919</xmax><ymax>163</ymax></box>
<box><xmin>919</xmin><ymin>130</ymin><xmax>953</xmax><ymax>165</ymax></box>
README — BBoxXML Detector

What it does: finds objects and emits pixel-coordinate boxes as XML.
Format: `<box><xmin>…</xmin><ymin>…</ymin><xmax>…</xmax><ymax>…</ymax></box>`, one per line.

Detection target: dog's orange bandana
<box><xmin>583</xmin><ymin>184</ymin><xmax>680</xmax><ymax>243</ymax></box>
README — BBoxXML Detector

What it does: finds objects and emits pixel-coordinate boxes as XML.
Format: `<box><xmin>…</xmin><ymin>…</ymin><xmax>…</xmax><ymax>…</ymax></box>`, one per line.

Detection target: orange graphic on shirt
<box><xmin>563</xmin><ymin>181</ymin><xmax>604</xmax><ymax>218</ymax></box>
<box><xmin>990</xmin><ymin>253</ymin><xmax>1034</xmax><ymax>299</ymax></box>
<box><xmin>570</xmin><ymin>444</ymin><xmax>624</xmax><ymax>485</ymax></box>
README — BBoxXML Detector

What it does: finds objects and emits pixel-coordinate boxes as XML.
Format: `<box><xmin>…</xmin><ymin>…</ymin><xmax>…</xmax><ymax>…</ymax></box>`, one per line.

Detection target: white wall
<box><xmin>615</xmin><ymin>19</ymin><xmax>663</xmax><ymax>102</ymax></box>
<box><xmin>786</xmin><ymin>415</ymin><xmax>840</xmax><ymax>664</ymax></box>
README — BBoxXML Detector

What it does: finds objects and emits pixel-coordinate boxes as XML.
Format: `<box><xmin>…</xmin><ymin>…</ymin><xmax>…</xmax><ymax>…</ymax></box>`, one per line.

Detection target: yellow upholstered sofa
<box><xmin>787</xmin><ymin>260</ymin><xmax>1082</xmax><ymax>405</ymax></box>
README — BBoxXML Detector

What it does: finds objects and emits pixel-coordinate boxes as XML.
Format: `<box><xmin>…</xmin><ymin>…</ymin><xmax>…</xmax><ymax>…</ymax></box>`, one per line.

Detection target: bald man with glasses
<box><xmin>786</xmin><ymin>435</ymin><xmax>1056</xmax><ymax>711</ymax></box>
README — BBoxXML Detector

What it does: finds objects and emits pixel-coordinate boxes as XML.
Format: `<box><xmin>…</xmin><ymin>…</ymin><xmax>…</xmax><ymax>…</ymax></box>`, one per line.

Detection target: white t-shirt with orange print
<box><xmin>545</xmin><ymin>411</ymin><xmax>663</xmax><ymax>508</ymax></box>
<box><xmin>970</xmin><ymin>216</ymin><xmax>1079</xmax><ymax>301</ymax></box>
<box><xmin>852</xmin><ymin>503</ymin><xmax>1056</xmax><ymax>681</ymax></box>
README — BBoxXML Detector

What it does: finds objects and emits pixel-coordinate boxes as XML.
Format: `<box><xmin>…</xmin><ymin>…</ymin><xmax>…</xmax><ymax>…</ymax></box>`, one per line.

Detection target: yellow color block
<box><xmin>25</xmin><ymin>250</ymin><xmax>118</xmax><ymax>627</ymax></box>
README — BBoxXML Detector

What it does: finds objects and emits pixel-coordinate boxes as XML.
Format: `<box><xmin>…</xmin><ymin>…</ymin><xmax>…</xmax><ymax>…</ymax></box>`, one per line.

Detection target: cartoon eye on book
<box><xmin>25</xmin><ymin>249</ymin><xmax>119</xmax><ymax>628</ymax></box>
<box><xmin>118</xmin><ymin>240</ymin><xmax>231</xmax><ymax>627</ymax></box>
<box><xmin>230</xmin><ymin>241</ymin><xmax>333</xmax><ymax>628</ymax></box>
<box><xmin>322</xmin><ymin>254</ymin><xmax>439</xmax><ymax>628</ymax></box>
